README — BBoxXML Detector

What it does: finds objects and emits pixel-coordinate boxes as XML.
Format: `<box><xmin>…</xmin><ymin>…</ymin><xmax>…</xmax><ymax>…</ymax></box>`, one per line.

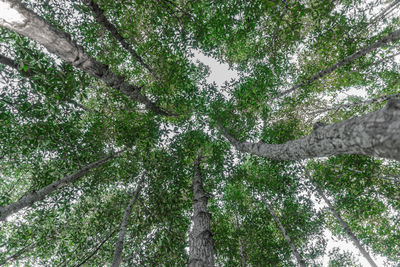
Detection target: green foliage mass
<box><xmin>1</xmin><ymin>0</ymin><xmax>400</xmax><ymax>266</ymax></box>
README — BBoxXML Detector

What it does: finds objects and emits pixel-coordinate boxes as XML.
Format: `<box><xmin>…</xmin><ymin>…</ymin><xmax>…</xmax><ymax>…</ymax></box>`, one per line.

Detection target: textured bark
<box><xmin>83</xmin><ymin>0</ymin><xmax>156</xmax><ymax>78</ymax></box>
<box><xmin>306</xmin><ymin>176</ymin><xmax>378</xmax><ymax>267</ymax></box>
<box><xmin>221</xmin><ymin>98</ymin><xmax>400</xmax><ymax>161</ymax></box>
<box><xmin>0</xmin><ymin>0</ymin><xmax>168</xmax><ymax>115</ymax></box>
<box><xmin>277</xmin><ymin>29</ymin><xmax>400</xmax><ymax>98</ymax></box>
<box><xmin>111</xmin><ymin>176</ymin><xmax>145</xmax><ymax>267</ymax></box>
<box><xmin>264</xmin><ymin>201</ymin><xmax>306</xmax><ymax>267</ymax></box>
<box><xmin>234</xmin><ymin>211</ymin><xmax>247</xmax><ymax>267</ymax></box>
<box><xmin>0</xmin><ymin>150</ymin><xmax>123</xmax><ymax>221</ymax></box>
<box><xmin>75</xmin><ymin>229</ymin><xmax>117</xmax><ymax>267</ymax></box>
<box><xmin>189</xmin><ymin>156</ymin><xmax>215</xmax><ymax>267</ymax></box>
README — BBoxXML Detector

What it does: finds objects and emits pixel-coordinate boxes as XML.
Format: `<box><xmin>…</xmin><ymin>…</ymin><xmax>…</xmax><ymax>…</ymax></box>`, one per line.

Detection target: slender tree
<box><xmin>83</xmin><ymin>0</ymin><xmax>156</xmax><ymax>77</ymax></box>
<box><xmin>264</xmin><ymin>200</ymin><xmax>306</xmax><ymax>267</ymax></box>
<box><xmin>277</xmin><ymin>29</ymin><xmax>400</xmax><ymax>98</ymax></box>
<box><xmin>111</xmin><ymin>175</ymin><xmax>145</xmax><ymax>267</ymax></box>
<box><xmin>234</xmin><ymin>211</ymin><xmax>247</xmax><ymax>267</ymax></box>
<box><xmin>304</xmin><ymin>169</ymin><xmax>378</xmax><ymax>267</ymax></box>
<box><xmin>75</xmin><ymin>229</ymin><xmax>117</xmax><ymax>267</ymax></box>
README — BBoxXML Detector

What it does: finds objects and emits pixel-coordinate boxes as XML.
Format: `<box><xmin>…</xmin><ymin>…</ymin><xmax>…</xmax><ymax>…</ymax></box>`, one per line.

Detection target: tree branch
<box><xmin>74</xmin><ymin>229</ymin><xmax>118</xmax><ymax>267</ymax></box>
<box><xmin>220</xmin><ymin>98</ymin><xmax>400</xmax><ymax>161</ymax></box>
<box><xmin>276</xmin><ymin>29</ymin><xmax>400</xmax><ymax>99</ymax></box>
<box><xmin>0</xmin><ymin>150</ymin><xmax>125</xmax><ymax>221</ymax></box>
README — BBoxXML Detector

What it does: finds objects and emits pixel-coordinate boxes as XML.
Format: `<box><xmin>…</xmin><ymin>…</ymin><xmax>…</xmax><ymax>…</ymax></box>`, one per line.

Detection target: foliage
<box><xmin>1</xmin><ymin>0</ymin><xmax>400</xmax><ymax>266</ymax></box>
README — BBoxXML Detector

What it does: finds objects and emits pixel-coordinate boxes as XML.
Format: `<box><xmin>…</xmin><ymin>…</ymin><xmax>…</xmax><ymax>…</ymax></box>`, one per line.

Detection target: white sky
<box><xmin>192</xmin><ymin>50</ymin><xmax>238</xmax><ymax>86</ymax></box>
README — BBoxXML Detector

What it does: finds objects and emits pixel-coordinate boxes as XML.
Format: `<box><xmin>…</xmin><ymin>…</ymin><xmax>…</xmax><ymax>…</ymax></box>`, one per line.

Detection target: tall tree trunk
<box><xmin>276</xmin><ymin>29</ymin><xmax>400</xmax><ymax>98</ymax></box>
<box><xmin>111</xmin><ymin>176</ymin><xmax>145</xmax><ymax>267</ymax></box>
<box><xmin>264</xmin><ymin>201</ymin><xmax>306</xmax><ymax>267</ymax></box>
<box><xmin>304</xmin><ymin>171</ymin><xmax>378</xmax><ymax>267</ymax></box>
<box><xmin>189</xmin><ymin>156</ymin><xmax>215</xmax><ymax>267</ymax></box>
<box><xmin>234</xmin><ymin>211</ymin><xmax>246</xmax><ymax>267</ymax></box>
<box><xmin>0</xmin><ymin>0</ymin><xmax>169</xmax><ymax>116</ymax></box>
<box><xmin>0</xmin><ymin>150</ymin><xmax>124</xmax><ymax>221</ymax></box>
<box><xmin>220</xmin><ymin>98</ymin><xmax>400</xmax><ymax>161</ymax></box>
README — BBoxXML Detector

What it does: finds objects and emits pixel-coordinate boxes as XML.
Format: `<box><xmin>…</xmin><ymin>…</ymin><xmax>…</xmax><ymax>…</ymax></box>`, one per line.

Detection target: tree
<box><xmin>0</xmin><ymin>0</ymin><xmax>400</xmax><ymax>266</ymax></box>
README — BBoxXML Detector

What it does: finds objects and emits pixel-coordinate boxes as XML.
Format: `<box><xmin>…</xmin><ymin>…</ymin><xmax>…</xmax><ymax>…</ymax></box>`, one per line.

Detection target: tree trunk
<box><xmin>264</xmin><ymin>201</ymin><xmax>306</xmax><ymax>267</ymax></box>
<box><xmin>0</xmin><ymin>150</ymin><xmax>123</xmax><ymax>221</ymax></box>
<box><xmin>189</xmin><ymin>156</ymin><xmax>215</xmax><ymax>267</ymax></box>
<box><xmin>111</xmin><ymin>176</ymin><xmax>145</xmax><ymax>267</ymax></box>
<box><xmin>0</xmin><ymin>0</ymin><xmax>169</xmax><ymax>116</ymax></box>
<box><xmin>220</xmin><ymin>98</ymin><xmax>400</xmax><ymax>161</ymax></box>
<box><xmin>277</xmin><ymin>29</ymin><xmax>400</xmax><ymax>98</ymax></box>
<box><xmin>305</xmin><ymin>173</ymin><xmax>378</xmax><ymax>267</ymax></box>
<box><xmin>234</xmin><ymin>211</ymin><xmax>246</xmax><ymax>267</ymax></box>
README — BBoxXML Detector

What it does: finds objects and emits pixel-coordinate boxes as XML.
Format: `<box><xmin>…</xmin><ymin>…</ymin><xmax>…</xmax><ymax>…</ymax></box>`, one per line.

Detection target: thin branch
<box><xmin>0</xmin><ymin>149</ymin><xmax>125</xmax><ymax>221</ymax></box>
<box><xmin>368</xmin><ymin>0</ymin><xmax>400</xmax><ymax>30</ymax></box>
<box><xmin>308</xmin><ymin>92</ymin><xmax>400</xmax><ymax>117</ymax></box>
<box><xmin>74</xmin><ymin>229</ymin><xmax>118</xmax><ymax>267</ymax></box>
<box><xmin>276</xmin><ymin>29</ymin><xmax>400</xmax><ymax>99</ymax></box>
<box><xmin>0</xmin><ymin>242</ymin><xmax>36</xmax><ymax>266</ymax></box>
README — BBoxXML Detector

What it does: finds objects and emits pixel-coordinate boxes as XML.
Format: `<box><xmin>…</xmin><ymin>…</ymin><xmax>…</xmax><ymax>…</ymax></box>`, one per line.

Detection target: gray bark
<box><xmin>220</xmin><ymin>98</ymin><xmax>400</xmax><ymax>161</ymax></box>
<box><xmin>111</xmin><ymin>176</ymin><xmax>145</xmax><ymax>267</ymax></box>
<box><xmin>0</xmin><ymin>150</ymin><xmax>123</xmax><ymax>221</ymax></box>
<box><xmin>234</xmin><ymin>211</ymin><xmax>246</xmax><ymax>267</ymax></box>
<box><xmin>305</xmin><ymin>172</ymin><xmax>378</xmax><ymax>267</ymax></box>
<box><xmin>189</xmin><ymin>156</ymin><xmax>215</xmax><ymax>267</ymax></box>
<box><xmin>0</xmin><ymin>0</ymin><xmax>168</xmax><ymax>115</ymax></box>
<box><xmin>264</xmin><ymin>201</ymin><xmax>306</xmax><ymax>267</ymax></box>
<box><xmin>277</xmin><ymin>29</ymin><xmax>400</xmax><ymax>98</ymax></box>
<box><xmin>83</xmin><ymin>0</ymin><xmax>156</xmax><ymax>78</ymax></box>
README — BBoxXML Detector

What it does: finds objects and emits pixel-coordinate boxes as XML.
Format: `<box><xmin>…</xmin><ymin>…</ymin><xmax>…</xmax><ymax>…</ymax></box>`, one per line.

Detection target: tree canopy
<box><xmin>0</xmin><ymin>0</ymin><xmax>400</xmax><ymax>266</ymax></box>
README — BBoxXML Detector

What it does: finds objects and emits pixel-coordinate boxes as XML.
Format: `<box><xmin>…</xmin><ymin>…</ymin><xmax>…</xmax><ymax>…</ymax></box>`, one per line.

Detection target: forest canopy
<box><xmin>0</xmin><ymin>0</ymin><xmax>400</xmax><ymax>266</ymax></box>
